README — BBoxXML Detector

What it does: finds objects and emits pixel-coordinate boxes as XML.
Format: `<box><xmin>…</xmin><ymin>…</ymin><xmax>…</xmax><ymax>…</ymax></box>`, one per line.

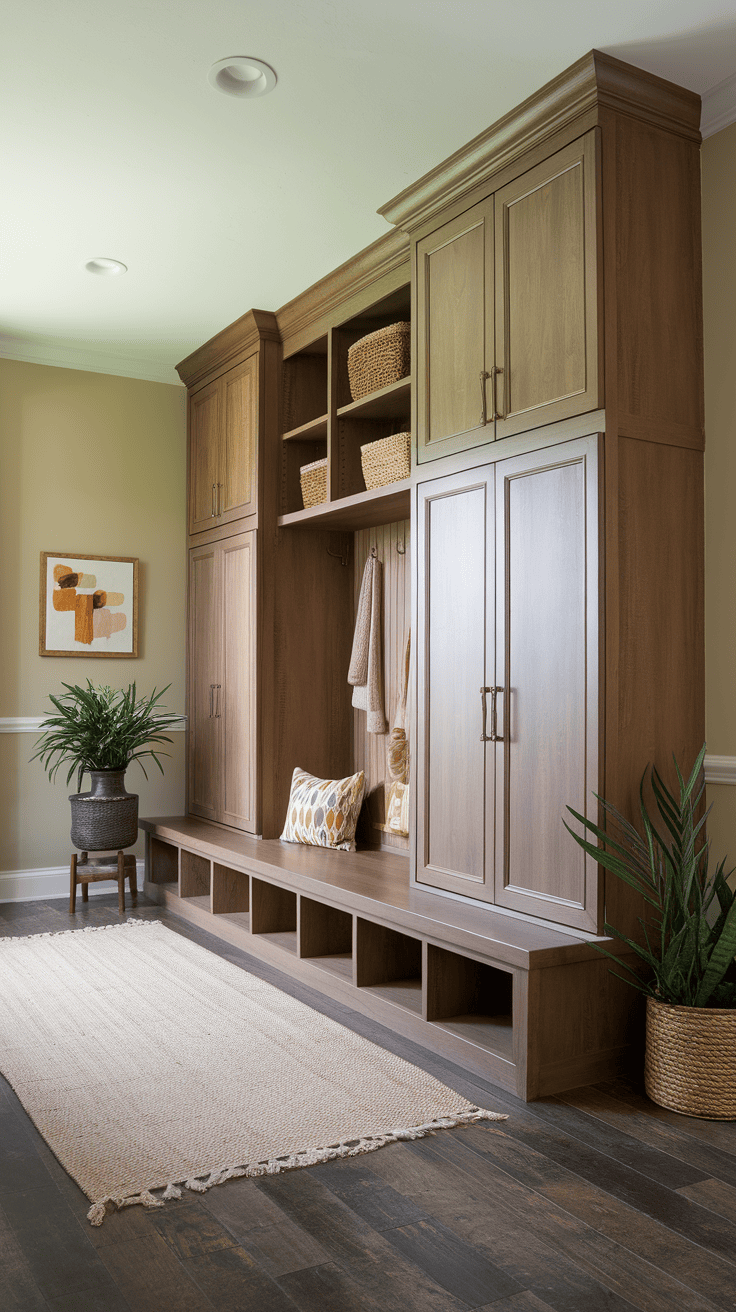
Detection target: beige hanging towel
<box><xmin>348</xmin><ymin>554</ymin><xmax>387</xmax><ymax>734</ymax></box>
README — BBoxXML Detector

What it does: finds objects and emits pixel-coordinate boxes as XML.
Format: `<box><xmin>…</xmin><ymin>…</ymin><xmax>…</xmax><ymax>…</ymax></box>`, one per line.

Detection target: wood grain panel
<box><xmin>282</xmin><ymin>349</ymin><xmax>328</xmax><ymax>434</ymax></box>
<box><xmin>220</xmin><ymin>532</ymin><xmax>257</xmax><ymax>833</ymax></box>
<box><xmin>605</xmin><ymin>436</ymin><xmax>704</xmax><ymax>939</ymax></box>
<box><xmin>495</xmin><ymin>132</ymin><xmax>600</xmax><ymax>438</ymax></box>
<box><xmin>353</xmin><ymin>520</ymin><xmax>410</xmax><ymax>851</ymax></box>
<box><xmin>212</xmin><ymin>863</ymin><xmax>250</xmax><ymax>914</ymax></box>
<box><xmin>222</xmin><ymin>355</ymin><xmax>257</xmax><ymax>522</ymax></box>
<box><xmin>416</xmin><ymin>201</ymin><xmax>493</xmax><ymax>461</ymax></box>
<box><xmin>494</xmin><ymin>436</ymin><xmax>600</xmax><ymax>932</ymax></box>
<box><xmin>189</xmin><ymin>382</ymin><xmax>221</xmax><ymax>534</ymax></box>
<box><xmin>188</xmin><ymin>545</ymin><xmax>220</xmax><ymax>821</ymax></box>
<box><xmin>415</xmin><ymin>471</ymin><xmax>494</xmax><ymax>897</ymax></box>
<box><xmin>610</xmin><ymin>115</ymin><xmax>703</xmax><ymax>439</ymax></box>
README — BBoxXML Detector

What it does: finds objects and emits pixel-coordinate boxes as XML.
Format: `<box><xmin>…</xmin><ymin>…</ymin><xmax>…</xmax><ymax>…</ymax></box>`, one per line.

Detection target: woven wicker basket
<box><xmin>645</xmin><ymin>996</ymin><xmax>736</xmax><ymax>1119</ymax></box>
<box><xmin>360</xmin><ymin>431</ymin><xmax>411</xmax><ymax>490</ymax></box>
<box><xmin>300</xmin><ymin>457</ymin><xmax>327</xmax><ymax>508</ymax></box>
<box><xmin>347</xmin><ymin>322</ymin><xmax>410</xmax><ymax>401</ymax></box>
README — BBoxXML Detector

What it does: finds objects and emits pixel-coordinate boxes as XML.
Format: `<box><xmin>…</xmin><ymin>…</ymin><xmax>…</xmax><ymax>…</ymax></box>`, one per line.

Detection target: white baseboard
<box><xmin>0</xmin><ymin>859</ymin><xmax>145</xmax><ymax>904</ymax></box>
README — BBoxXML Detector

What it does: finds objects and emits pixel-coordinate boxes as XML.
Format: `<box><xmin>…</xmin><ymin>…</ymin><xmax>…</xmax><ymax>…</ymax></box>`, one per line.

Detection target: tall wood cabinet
<box><xmin>416</xmin><ymin>435</ymin><xmax>600</xmax><ymax>932</ymax></box>
<box><xmin>154</xmin><ymin>50</ymin><xmax>705</xmax><ymax>1100</ymax></box>
<box><xmin>188</xmin><ymin>531</ymin><xmax>257</xmax><ymax>831</ymax></box>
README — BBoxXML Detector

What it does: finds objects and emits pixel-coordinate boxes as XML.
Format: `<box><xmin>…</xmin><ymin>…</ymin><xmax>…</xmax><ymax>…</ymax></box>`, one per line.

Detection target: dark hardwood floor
<box><xmin>1</xmin><ymin>893</ymin><xmax>735</xmax><ymax>1312</ymax></box>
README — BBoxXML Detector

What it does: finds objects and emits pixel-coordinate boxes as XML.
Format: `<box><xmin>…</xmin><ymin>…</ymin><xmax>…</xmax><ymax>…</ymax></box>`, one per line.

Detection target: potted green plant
<box><xmin>32</xmin><ymin>682</ymin><xmax>185</xmax><ymax>852</ymax></box>
<box><xmin>565</xmin><ymin>745</ymin><xmax>736</xmax><ymax>1119</ymax></box>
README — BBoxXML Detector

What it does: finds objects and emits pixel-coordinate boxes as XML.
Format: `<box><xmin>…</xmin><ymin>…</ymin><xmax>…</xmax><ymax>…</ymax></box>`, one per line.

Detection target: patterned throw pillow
<box><xmin>280</xmin><ymin>767</ymin><xmax>366</xmax><ymax>852</ymax></box>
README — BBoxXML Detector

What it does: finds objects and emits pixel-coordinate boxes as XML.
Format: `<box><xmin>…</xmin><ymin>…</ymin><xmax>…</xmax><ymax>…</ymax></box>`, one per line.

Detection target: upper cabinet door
<box><xmin>220</xmin><ymin>355</ymin><xmax>258</xmax><ymax>525</ymax></box>
<box><xmin>494</xmin><ymin>132</ymin><xmax>601</xmax><ymax>440</ymax></box>
<box><xmin>189</xmin><ymin>381</ymin><xmax>222</xmax><ymax>534</ymax></box>
<box><xmin>415</xmin><ymin>199</ymin><xmax>494</xmax><ymax>464</ymax></box>
<box><xmin>493</xmin><ymin>435</ymin><xmax>601</xmax><ymax>932</ymax></box>
<box><xmin>415</xmin><ymin>467</ymin><xmax>496</xmax><ymax>901</ymax></box>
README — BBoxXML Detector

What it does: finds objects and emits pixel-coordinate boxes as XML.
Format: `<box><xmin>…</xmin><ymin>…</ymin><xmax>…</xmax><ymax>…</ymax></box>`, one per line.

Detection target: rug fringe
<box><xmin>1</xmin><ymin>919</ymin><xmax>155</xmax><ymax>944</ymax></box>
<box><xmin>85</xmin><ymin>1107</ymin><xmax>507</xmax><ymax>1225</ymax></box>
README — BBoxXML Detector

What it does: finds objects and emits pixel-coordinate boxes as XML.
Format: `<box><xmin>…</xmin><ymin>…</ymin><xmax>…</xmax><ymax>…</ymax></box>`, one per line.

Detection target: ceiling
<box><xmin>3</xmin><ymin>0</ymin><xmax>736</xmax><ymax>385</ymax></box>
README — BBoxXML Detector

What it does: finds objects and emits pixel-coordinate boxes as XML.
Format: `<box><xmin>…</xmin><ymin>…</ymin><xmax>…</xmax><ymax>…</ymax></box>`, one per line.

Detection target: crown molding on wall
<box><xmin>701</xmin><ymin>72</ymin><xmax>736</xmax><ymax>139</ymax></box>
<box><xmin>0</xmin><ymin>335</ymin><xmax>184</xmax><ymax>386</ymax></box>
<box><xmin>0</xmin><ymin>717</ymin><xmax>185</xmax><ymax>733</ymax></box>
<box><xmin>0</xmin><ymin>859</ymin><xmax>145</xmax><ymax>904</ymax></box>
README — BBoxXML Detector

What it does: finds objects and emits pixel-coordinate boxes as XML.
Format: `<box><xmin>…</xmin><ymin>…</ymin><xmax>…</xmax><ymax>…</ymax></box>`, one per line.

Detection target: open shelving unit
<box><xmin>279</xmin><ymin>282</ymin><xmax>411</xmax><ymax>524</ymax></box>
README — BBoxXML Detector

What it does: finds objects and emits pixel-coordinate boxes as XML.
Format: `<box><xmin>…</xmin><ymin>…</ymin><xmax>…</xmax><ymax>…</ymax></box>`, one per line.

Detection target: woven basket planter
<box><xmin>347</xmin><ymin>322</ymin><xmax>410</xmax><ymax>401</ymax></box>
<box><xmin>300</xmin><ymin>457</ymin><xmax>327</xmax><ymax>508</ymax></box>
<box><xmin>360</xmin><ymin>431</ymin><xmax>411</xmax><ymax>490</ymax></box>
<box><xmin>645</xmin><ymin>996</ymin><xmax>736</xmax><ymax>1119</ymax></box>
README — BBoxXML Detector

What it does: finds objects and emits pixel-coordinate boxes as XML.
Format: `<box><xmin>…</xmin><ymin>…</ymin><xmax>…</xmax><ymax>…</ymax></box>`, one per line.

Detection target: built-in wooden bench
<box><xmin>141</xmin><ymin>816</ymin><xmax>640</xmax><ymax>1101</ymax></box>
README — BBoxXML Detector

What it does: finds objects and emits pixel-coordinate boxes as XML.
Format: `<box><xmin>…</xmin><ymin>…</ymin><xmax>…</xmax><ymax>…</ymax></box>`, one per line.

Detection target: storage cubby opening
<box><xmin>337</xmin><ymin>416</ymin><xmax>409</xmax><ymax>501</ymax></box>
<box><xmin>299</xmin><ymin>897</ymin><xmax>353</xmax><ymax>982</ymax></box>
<box><xmin>251</xmin><ymin>878</ymin><xmax>297</xmax><ymax>954</ymax></box>
<box><xmin>282</xmin><ymin>342</ymin><xmax>328</xmax><ymax>435</ymax></box>
<box><xmin>282</xmin><ymin>436</ymin><xmax>328</xmax><ymax>516</ymax></box>
<box><xmin>356</xmin><ymin>919</ymin><xmax>422</xmax><ymax>1014</ymax></box>
<box><xmin>426</xmin><ymin>945</ymin><xmax>514</xmax><ymax>1061</ymax></box>
<box><xmin>212</xmin><ymin>863</ymin><xmax>250</xmax><ymax>929</ymax></box>
<box><xmin>149</xmin><ymin>837</ymin><xmax>178</xmax><ymax>885</ymax></box>
<box><xmin>180</xmin><ymin>849</ymin><xmax>210</xmax><ymax>904</ymax></box>
<box><xmin>334</xmin><ymin>286</ymin><xmax>411</xmax><ymax>411</ymax></box>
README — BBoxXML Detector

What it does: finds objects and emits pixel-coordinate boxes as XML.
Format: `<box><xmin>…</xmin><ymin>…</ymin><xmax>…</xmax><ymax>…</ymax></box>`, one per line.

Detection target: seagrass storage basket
<box><xmin>360</xmin><ymin>431</ymin><xmax>411</xmax><ymax>490</ymax></box>
<box><xmin>347</xmin><ymin>322</ymin><xmax>410</xmax><ymax>401</ymax></box>
<box><xmin>300</xmin><ymin>457</ymin><xmax>327</xmax><ymax>508</ymax></box>
<box><xmin>645</xmin><ymin>997</ymin><xmax>736</xmax><ymax>1119</ymax></box>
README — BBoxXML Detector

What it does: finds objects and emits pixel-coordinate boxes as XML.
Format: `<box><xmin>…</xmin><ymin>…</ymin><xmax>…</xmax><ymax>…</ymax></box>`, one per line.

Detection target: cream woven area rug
<box><xmin>0</xmin><ymin>920</ymin><xmax>505</xmax><ymax>1225</ymax></box>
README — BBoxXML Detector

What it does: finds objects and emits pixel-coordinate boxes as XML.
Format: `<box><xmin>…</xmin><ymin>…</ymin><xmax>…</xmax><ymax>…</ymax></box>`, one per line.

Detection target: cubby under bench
<box><xmin>141</xmin><ymin>816</ymin><xmax>637</xmax><ymax>1102</ymax></box>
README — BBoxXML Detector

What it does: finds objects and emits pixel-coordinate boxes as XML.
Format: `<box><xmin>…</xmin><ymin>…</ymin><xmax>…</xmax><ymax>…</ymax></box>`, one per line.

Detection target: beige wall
<box><xmin>702</xmin><ymin>122</ymin><xmax>736</xmax><ymax>873</ymax></box>
<box><xmin>0</xmin><ymin>358</ymin><xmax>186</xmax><ymax>872</ymax></box>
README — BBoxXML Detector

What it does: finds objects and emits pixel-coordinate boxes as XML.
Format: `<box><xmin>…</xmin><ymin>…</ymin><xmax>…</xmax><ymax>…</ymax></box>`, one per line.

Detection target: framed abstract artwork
<box><xmin>39</xmin><ymin>553</ymin><xmax>139</xmax><ymax>658</ymax></box>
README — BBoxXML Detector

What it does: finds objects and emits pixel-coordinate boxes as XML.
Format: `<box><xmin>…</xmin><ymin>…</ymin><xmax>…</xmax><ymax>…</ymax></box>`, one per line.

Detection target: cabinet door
<box><xmin>189</xmin><ymin>380</ymin><xmax>221</xmax><ymax>534</ymax></box>
<box><xmin>415</xmin><ymin>199</ymin><xmax>494</xmax><ymax>464</ymax></box>
<box><xmin>415</xmin><ymin>468</ymin><xmax>496</xmax><ymax>899</ymax></box>
<box><xmin>220</xmin><ymin>355</ymin><xmax>258</xmax><ymax>525</ymax></box>
<box><xmin>219</xmin><ymin>531</ymin><xmax>258</xmax><ymax>832</ymax></box>
<box><xmin>494</xmin><ymin>132</ymin><xmax>601</xmax><ymax>440</ymax></box>
<box><xmin>493</xmin><ymin>435</ymin><xmax>601</xmax><ymax>932</ymax></box>
<box><xmin>188</xmin><ymin>544</ymin><xmax>220</xmax><ymax>820</ymax></box>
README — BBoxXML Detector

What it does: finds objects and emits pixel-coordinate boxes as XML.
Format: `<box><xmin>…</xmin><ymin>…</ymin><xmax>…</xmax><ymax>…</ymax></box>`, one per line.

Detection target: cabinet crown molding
<box><xmin>379</xmin><ymin>49</ymin><xmax>701</xmax><ymax>233</ymax></box>
<box><xmin>275</xmin><ymin>228</ymin><xmax>409</xmax><ymax>355</ymax></box>
<box><xmin>176</xmin><ymin>308</ymin><xmax>280</xmax><ymax>390</ymax></box>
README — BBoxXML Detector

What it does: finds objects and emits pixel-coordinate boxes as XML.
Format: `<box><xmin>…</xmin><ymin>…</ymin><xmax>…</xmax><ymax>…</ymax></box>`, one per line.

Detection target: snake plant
<box><xmin>31</xmin><ymin>682</ymin><xmax>185</xmax><ymax>793</ymax></box>
<box><xmin>565</xmin><ymin>746</ymin><xmax>736</xmax><ymax>1009</ymax></box>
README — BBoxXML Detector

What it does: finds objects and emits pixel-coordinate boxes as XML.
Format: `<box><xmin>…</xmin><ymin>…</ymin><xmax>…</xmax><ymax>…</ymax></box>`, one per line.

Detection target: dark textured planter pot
<box><xmin>69</xmin><ymin>769</ymin><xmax>139</xmax><ymax>851</ymax></box>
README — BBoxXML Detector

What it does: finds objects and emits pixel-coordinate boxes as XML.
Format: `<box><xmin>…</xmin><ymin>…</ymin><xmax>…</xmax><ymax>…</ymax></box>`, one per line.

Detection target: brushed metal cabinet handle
<box><xmin>479</xmin><ymin>371</ymin><xmax>490</xmax><ymax>426</ymax></box>
<box><xmin>211</xmin><ymin>483</ymin><xmax>216</xmax><ymax>518</ymax></box>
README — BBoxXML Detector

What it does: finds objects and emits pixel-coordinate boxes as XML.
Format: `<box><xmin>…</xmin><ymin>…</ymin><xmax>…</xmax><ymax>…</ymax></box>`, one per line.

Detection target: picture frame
<box><xmin>39</xmin><ymin>552</ymin><xmax>139</xmax><ymax>658</ymax></box>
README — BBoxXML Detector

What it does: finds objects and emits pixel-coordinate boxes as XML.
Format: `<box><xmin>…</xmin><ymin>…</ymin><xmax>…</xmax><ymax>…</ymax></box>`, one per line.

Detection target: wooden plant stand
<box><xmin>70</xmin><ymin>852</ymin><xmax>137</xmax><ymax>915</ymax></box>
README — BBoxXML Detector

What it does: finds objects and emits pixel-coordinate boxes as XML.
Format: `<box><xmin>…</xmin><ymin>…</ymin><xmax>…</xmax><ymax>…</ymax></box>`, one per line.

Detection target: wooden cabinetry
<box><xmin>189</xmin><ymin>354</ymin><xmax>258</xmax><ymax>534</ymax></box>
<box><xmin>188</xmin><ymin>531</ymin><xmax>257</xmax><ymax>831</ymax></box>
<box><xmin>416</xmin><ymin>435</ymin><xmax>599</xmax><ymax>932</ymax></box>
<box><xmin>415</xmin><ymin>133</ymin><xmax>600</xmax><ymax>463</ymax></box>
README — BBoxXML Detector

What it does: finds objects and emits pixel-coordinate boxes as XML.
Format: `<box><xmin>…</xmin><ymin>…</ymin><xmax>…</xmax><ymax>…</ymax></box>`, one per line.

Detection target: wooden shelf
<box><xmin>362</xmin><ymin>979</ymin><xmax>422</xmax><ymax>1016</ymax></box>
<box><xmin>282</xmin><ymin>413</ymin><xmax>328</xmax><ymax>442</ymax></box>
<box><xmin>337</xmin><ymin>377</ymin><xmax>411</xmax><ymax>422</ymax></box>
<box><xmin>432</xmin><ymin>1015</ymin><xmax>514</xmax><ymax>1063</ymax></box>
<box><xmin>303</xmin><ymin>953</ymin><xmax>353</xmax><ymax>983</ymax></box>
<box><xmin>278</xmin><ymin>479</ymin><xmax>411</xmax><ymax>532</ymax></box>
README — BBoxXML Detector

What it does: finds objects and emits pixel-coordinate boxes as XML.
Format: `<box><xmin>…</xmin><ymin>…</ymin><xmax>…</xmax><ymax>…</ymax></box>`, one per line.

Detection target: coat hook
<box><xmin>396</xmin><ymin>532</ymin><xmax>406</xmax><ymax>555</ymax></box>
<box><xmin>326</xmin><ymin>540</ymin><xmax>349</xmax><ymax>567</ymax></box>
<box><xmin>370</xmin><ymin>542</ymin><xmax>378</xmax><ymax>559</ymax></box>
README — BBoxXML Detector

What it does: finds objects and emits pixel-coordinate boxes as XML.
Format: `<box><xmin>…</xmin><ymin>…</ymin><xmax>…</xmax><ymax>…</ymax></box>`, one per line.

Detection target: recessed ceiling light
<box><xmin>208</xmin><ymin>56</ymin><xmax>277</xmax><ymax>99</ymax></box>
<box><xmin>85</xmin><ymin>258</ymin><xmax>127</xmax><ymax>276</ymax></box>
